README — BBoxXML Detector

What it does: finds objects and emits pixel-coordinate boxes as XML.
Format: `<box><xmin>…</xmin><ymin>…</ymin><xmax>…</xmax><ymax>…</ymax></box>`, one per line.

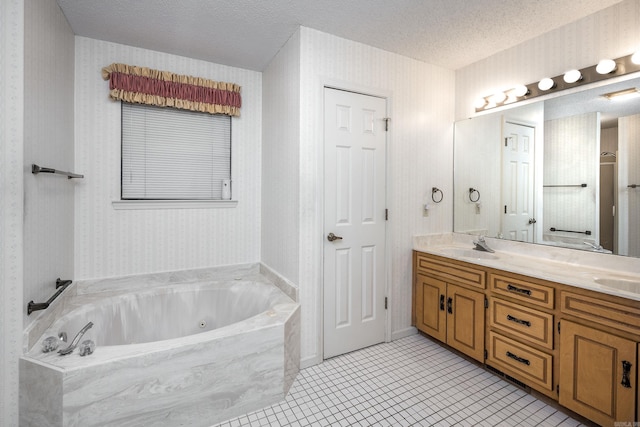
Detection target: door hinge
<box><xmin>484</xmin><ymin>349</ymin><xmax>488</xmax><ymax>360</ymax></box>
<box><xmin>383</xmin><ymin>117</ymin><xmax>391</xmax><ymax>132</ymax></box>
<box><xmin>504</xmin><ymin>205</ymin><xmax>507</xmax><ymax>214</ymax></box>
<box><xmin>505</xmin><ymin>137</ymin><xmax>508</xmax><ymax>147</ymax></box>
<box><xmin>484</xmin><ymin>297</ymin><xmax>488</xmax><ymax>309</ymax></box>
<box><xmin>557</xmin><ymin>321</ymin><xmax>560</xmax><ymax>334</ymax></box>
<box><xmin>384</xmin><ymin>297</ymin><xmax>388</xmax><ymax>309</ymax></box>
<box><xmin>385</xmin><ymin>209</ymin><xmax>388</xmax><ymax>221</ymax></box>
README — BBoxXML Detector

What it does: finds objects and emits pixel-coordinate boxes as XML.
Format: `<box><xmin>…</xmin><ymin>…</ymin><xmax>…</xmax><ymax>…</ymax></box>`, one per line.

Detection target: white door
<box><xmin>501</xmin><ymin>122</ymin><xmax>535</xmax><ymax>242</ymax></box>
<box><xmin>323</xmin><ymin>88</ymin><xmax>387</xmax><ymax>359</ymax></box>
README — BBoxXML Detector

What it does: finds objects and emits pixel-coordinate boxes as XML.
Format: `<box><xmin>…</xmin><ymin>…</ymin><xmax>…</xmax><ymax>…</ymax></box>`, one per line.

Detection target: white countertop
<box><xmin>413</xmin><ymin>233</ymin><xmax>640</xmax><ymax>302</ymax></box>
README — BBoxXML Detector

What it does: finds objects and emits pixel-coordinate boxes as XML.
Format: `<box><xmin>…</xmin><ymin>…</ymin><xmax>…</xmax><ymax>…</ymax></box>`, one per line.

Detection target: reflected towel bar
<box><xmin>549</xmin><ymin>227</ymin><xmax>591</xmax><ymax>235</ymax></box>
<box><xmin>32</xmin><ymin>164</ymin><xmax>83</xmax><ymax>179</ymax></box>
<box><xmin>27</xmin><ymin>278</ymin><xmax>72</xmax><ymax>315</ymax></box>
<box><xmin>543</xmin><ymin>183</ymin><xmax>587</xmax><ymax>188</ymax></box>
<box><xmin>629</xmin><ymin>184</ymin><xmax>639</xmax><ymax>188</ymax></box>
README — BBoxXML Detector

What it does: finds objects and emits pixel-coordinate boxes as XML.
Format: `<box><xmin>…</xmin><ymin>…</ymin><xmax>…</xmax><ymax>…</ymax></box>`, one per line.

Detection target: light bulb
<box><xmin>596</xmin><ymin>59</ymin><xmax>617</xmax><ymax>74</ymax></box>
<box><xmin>563</xmin><ymin>69</ymin><xmax>582</xmax><ymax>83</ymax></box>
<box><xmin>538</xmin><ymin>78</ymin><xmax>555</xmax><ymax>91</ymax></box>
<box><xmin>492</xmin><ymin>92</ymin><xmax>506</xmax><ymax>104</ymax></box>
<box><xmin>513</xmin><ymin>85</ymin><xmax>529</xmax><ymax>97</ymax></box>
<box><xmin>631</xmin><ymin>50</ymin><xmax>640</xmax><ymax>65</ymax></box>
<box><xmin>474</xmin><ymin>97</ymin><xmax>488</xmax><ymax>109</ymax></box>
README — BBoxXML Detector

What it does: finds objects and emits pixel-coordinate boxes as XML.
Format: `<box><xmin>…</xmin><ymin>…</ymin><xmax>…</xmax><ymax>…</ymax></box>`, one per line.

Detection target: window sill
<box><xmin>112</xmin><ymin>200</ymin><xmax>238</xmax><ymax>210</ymax></box>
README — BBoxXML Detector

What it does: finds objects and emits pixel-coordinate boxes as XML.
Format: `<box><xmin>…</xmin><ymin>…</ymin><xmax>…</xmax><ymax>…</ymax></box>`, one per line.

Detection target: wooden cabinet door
<box><xmin>559</xmin><ymin>320</ymin><xmax>637</xmax><ymax>426</ymax></box>
<box><xmin>447</xmin><ymin>284</ymin><xmax>485</xmax><ymax>362</ymax></box>
<box><xmin>415</xmin><ymin>274</ymin><xmax>447</xmax><ymax>343</ymax></box>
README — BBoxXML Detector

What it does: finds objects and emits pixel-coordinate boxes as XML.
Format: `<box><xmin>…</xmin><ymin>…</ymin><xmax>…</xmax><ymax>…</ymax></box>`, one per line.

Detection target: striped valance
<box><xmin>101</xmin><ymin>63</ymin><xmax>241</xmax><ymax>116</ymax></box>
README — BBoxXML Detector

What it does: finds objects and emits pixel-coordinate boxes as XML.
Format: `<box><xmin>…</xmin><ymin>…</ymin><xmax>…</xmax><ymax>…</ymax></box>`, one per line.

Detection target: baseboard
<box><xmin>300</xmin><ymin>354</ymin><xmax>322</xmax><ymax>369</ymax></box>
<box><xmin>391</xmin><ymin>326</ymin><xmax>418</xmax><ymax>341</ymax></box>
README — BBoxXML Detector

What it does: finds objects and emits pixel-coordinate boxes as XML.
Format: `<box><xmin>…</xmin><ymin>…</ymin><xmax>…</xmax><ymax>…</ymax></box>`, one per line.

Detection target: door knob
<box><xmin>528</xmin><ymin>218</ymin><xmax>537</xmax><ymax>225</ymax></box>
<box><xmin>327</xmin><ymin>233</ymin><xmax>343</xmax><ymax>242</ymax></box>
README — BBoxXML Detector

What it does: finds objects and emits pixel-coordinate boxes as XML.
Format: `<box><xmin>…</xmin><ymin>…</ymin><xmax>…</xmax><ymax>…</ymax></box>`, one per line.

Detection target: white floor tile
<box><xmin>212</xmin><ymin>334</ymin><xmax>586</xmax><ymax>427</ymax></box>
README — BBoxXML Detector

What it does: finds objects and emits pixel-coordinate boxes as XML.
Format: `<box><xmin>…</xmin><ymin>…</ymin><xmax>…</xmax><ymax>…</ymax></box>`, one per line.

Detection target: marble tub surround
<box><xmin>413</xmin><ymin>233</ymin><xmax>640</xmax><ymax>301</ymax></box>
<box><xmin>20</xmin><ymin>265</ymin><xmax>300</xmax><ymax>427</ymax></box>
<box><xmin>260</xmin><ymin>262</ymin><xmax>299</xmax><ymax>302</ymax></box>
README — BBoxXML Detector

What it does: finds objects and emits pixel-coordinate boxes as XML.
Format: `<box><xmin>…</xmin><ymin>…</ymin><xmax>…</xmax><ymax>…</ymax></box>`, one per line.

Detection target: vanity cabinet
<box><xmin>414</xmin><ymin>254</ymin><xmax>485</xmax><ymax>362</ymax></box>
<box><xmin>412</xmin><ymin>249</ymin><xmax>640</xmax><ymax>426</ymax></box>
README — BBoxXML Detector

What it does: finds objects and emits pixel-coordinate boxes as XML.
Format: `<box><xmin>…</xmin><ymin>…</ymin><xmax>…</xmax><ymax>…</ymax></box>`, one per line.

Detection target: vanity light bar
<box><xmin>475</xmin><ymin>52</ymin><xmax>640</xmax><ymax>112</ymax></box>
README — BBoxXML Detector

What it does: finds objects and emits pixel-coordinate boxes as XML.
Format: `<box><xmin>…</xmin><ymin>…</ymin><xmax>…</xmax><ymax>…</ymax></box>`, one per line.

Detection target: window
<box><xmin>121</xmin><ymin>103</ymin><xmax>231</xmax><ymax>200</ymax></box>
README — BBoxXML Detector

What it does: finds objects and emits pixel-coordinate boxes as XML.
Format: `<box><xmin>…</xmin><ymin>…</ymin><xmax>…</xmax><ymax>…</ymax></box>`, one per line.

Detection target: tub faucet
<box><xmin>59</xmin><ymin>321</ymin><xmax>93</xmax><ymax>355</ymax></box>
<box><xmin>473</xmin><ymin>236</ymin><xmax>495</xmax><ymax>253</ymax></box>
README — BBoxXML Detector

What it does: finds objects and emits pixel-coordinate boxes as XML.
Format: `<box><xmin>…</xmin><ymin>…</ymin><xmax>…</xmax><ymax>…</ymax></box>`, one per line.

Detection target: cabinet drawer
<box><xmin>489</xmin><ymin>298</ymin><xmax>554</xmax><ymax>349</ymax></box>
<box><xmin>490</xmin><ymin>273</ymin><xmax>554</xmax><ymax>309</ymax></box>
<box><xmin>561</xmin><ymin>291</ymin><xmax>640</xmax><ymax>335</ymax></box>
<box><xmin>416</xmin><ymin>253</ymin><xmax>485</xmax><ymax>289</ymax></box>
<box><xmin>487</xmin><ymin>331</ymin><xmax>553</xmax><ymax>391</ymax></box>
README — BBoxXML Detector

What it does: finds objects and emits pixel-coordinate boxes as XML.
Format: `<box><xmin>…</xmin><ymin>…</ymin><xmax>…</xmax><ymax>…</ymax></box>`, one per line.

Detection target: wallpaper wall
<box><xmin>23</xmin><ymin>0</ymin><xmax>75</xmax><ymax>330</ymax></box>
<box><xmin>455</xmin><ymin>0</ymin><xmax>640</xmax><ymax>121</ymax></box>
<box><xmin>74</xmin><ymin>37</ymin><xmax>263</xmax><ymax>279</ymax></box>
<box><xmin>0</xmin><ymin>0</ymin><xmax>24</xmax><ymax>424</ymax></box>
<box><xmin>262</xmin><ymin>29</ymin><xmax>301</xmax><ymax>285</ymax></box>
<box><xmin>297</xmin><ymin>27</ymin><xmax>455</xmax><ymax>365</ymax></box>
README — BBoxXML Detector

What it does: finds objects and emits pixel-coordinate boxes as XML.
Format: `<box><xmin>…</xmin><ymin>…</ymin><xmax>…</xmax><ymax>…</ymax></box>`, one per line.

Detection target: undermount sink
<box><xmin>438</xmin><ymin>247</ymin><xmax>499</xmax><ymax>260</ymax></box>
<box><xmin>593</xmin><ymin>277</ymin><xmax>640</xmax><ymax>293</ymax></box>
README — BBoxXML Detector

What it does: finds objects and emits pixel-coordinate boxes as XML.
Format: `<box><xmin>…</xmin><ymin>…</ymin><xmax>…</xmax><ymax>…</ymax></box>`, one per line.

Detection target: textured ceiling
<box><xmin>57</xmin><ymin>0</ymin><xmax>623</xmax><ymax>71</ymax></box>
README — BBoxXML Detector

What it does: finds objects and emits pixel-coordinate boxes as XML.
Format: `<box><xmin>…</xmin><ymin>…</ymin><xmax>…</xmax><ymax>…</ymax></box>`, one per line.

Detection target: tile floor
<box><xmin>214</xmin><ymin>334</ymin><xmax>587</xmax><ymax>427</ymax></box>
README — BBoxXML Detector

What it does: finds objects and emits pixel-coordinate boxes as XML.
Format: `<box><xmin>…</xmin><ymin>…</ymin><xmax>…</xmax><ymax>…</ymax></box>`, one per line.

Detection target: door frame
<box><xmin>318</xmin><ymin>78</ymin><xmax>393</xmax><ymax>361</ymax></box>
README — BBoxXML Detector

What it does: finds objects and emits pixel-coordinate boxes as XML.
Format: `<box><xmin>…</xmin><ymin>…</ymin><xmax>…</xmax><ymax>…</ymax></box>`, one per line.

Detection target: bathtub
<box><xmin>20</xmin><ymin>264</ymin><xmax>300</xmax><ymax>427</ymax></box>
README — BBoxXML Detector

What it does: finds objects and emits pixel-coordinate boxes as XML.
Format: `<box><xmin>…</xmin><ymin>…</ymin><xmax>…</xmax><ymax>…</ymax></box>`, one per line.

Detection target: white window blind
<box><xmin>121</xmin><ymin>103</ymin><xmax>231</xmax><ymax>200</ymax></box>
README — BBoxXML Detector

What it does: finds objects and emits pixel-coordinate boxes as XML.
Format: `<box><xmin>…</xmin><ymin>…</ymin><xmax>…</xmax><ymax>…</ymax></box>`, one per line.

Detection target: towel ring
<box><xmin>432</xmin><ymin>187</ymin><xmax>443</xmax><ymax>203</ymax></box>
<box><xmin>469</xmin><ymin>187</ymin><xmax>480</xmax><ymax>202</ymax></box>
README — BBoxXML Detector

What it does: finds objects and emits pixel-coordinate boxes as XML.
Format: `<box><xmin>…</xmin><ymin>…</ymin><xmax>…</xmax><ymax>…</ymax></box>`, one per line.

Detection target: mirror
<box><xmin>454</xmin><ymin>75</ymin><xmax>640</xmax><ymax>257</ymax></box>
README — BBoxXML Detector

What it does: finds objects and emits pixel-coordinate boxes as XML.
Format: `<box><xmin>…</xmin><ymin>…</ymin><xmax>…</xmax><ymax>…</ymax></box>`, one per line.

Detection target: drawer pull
<box><xmin>439</xmin><ymin>294</ymin><xmax>445</xmax><ymax>311</ymax></box>
<box><xmin>506</xmin><ymin>314</ymin><xmax>531</xmax><ymax>327</ymax></box>
<box><xmin>507</xmin><ymin>284</ymin><xmax>532</xmax><ymax>296</ymax></box>
<box><xmin>506</xmin><ymin>351</ymin><xmax>530</xmax><ymax>366</ymax></box>
<box><xmin>622</xmin><ymin>360</ymin><xmax>632</xmax><ymax>388</ymax></box>
<box><xmin>447</xmin><ymin>297</ymin><xmax>453</xmax><ymax>314</ymax></box>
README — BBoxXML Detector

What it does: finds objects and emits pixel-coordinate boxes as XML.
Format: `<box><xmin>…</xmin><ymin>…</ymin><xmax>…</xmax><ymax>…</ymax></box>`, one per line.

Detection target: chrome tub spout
<box><xmin>58</xmin><ymin>321</ymin><xmax>93</xmax><ymax>355</ymax></box>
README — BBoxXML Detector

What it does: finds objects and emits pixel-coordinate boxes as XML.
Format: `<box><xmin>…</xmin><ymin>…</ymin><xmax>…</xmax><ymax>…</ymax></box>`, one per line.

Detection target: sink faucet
<box><xmin>473</xmin><ymin>236</ymin><xmax>495</xmax><ymax>253</ymax></box>
<box><xmin>584</xmin><ymin>241</ymin><xmax>604</xmax><ymax>252</ymax></box>
<box><xmin>58</xmin><ymin>321</ymin><xmax>93</xmax><ymax>355</ymax></box>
